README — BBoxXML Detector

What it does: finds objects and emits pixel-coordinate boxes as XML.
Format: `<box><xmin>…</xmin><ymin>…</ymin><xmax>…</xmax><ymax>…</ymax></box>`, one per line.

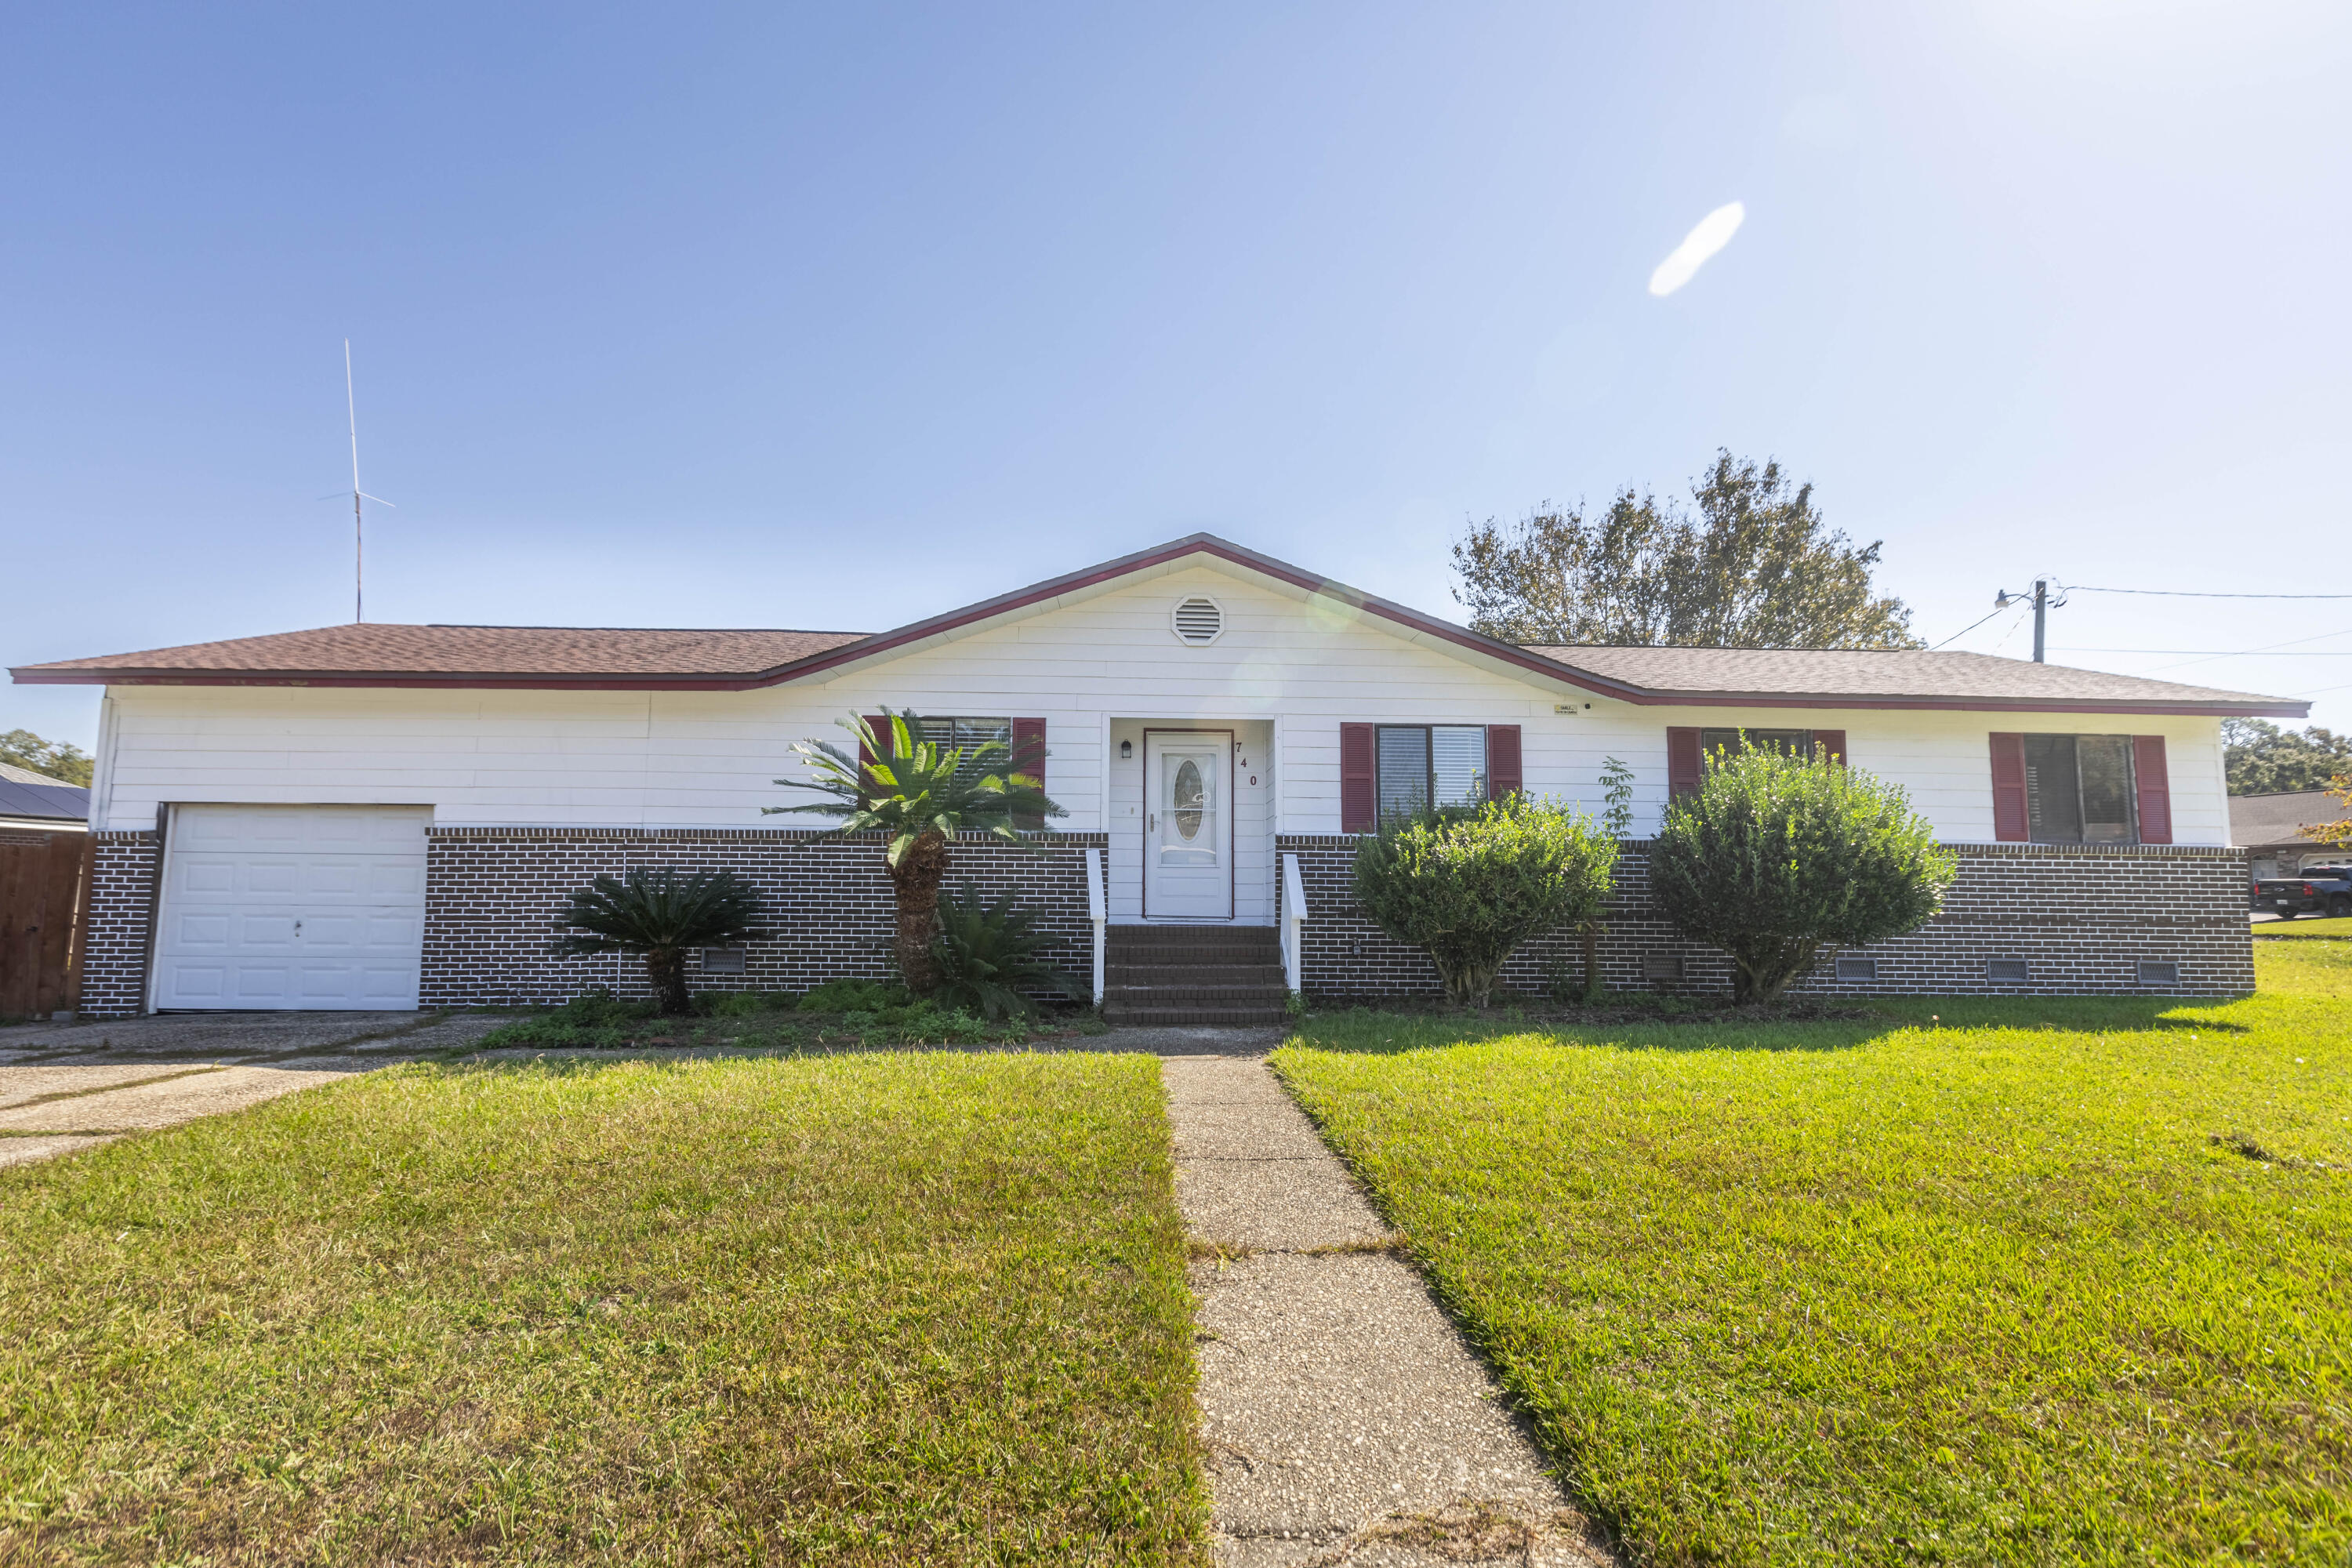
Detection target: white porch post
<box><xmin>1280</xmin><ymin>851</ymin><xmax>1307</xmax><ymax>993</ymax></box>
<box><xmin>1085</xmin><ymin>846</ymin><xmax>1107</xmax><ymax>1004</ymax></box>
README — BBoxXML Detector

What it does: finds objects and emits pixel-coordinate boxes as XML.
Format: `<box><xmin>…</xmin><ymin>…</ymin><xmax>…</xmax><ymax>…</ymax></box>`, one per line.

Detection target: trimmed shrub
<box><xmin>1352</xmin><ymin>797</ymin><xmax>1618</xmax><ymax>1007</ymax></box>
<box><xmin>1653</xmin><ymin>739</ymin><xmax>1957</xmax><ymax>1003</ymax></box>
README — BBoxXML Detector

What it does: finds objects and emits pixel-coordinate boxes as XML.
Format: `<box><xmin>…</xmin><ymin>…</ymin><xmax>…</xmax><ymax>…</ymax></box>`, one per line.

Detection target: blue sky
<box><xmin>5</xmin><ymin>2</ymin><xmax>2349</xmax><ymax>747</ymax></box>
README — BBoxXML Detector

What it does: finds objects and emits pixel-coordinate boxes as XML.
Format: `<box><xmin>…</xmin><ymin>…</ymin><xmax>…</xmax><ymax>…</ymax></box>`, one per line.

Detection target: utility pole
<box><xmin>1989</xmin><ymin>579</ymin><xmax>2062</xmax><ymax>661</ymax></box>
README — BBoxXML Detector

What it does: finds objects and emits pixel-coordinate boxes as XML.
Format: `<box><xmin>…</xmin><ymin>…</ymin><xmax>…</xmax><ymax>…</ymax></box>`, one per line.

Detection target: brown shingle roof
<box><xmin>13</xmin><ymin>623</ymin><xmax>869</xmax><ymax>684</ymax></box>
<box><xmin>5</xmin><ymin>532</ymin><xmax>2310</xmax><ymax>715</ymax></box>
<box><xmin>2230</xmin><ymin>790</ymin><xmax>2350</xmax><ymax>848</ymax></box>
<box><xmin>1522</xmin><ymin>645</ymin><xmax>2292</xmax><ymax>711</ymax></box>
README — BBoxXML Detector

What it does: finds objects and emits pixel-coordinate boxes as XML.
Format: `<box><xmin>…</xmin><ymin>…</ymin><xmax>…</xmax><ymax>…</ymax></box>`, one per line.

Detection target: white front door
<box><xmin>1145</xmin><ymin>731</ymin><xmax>1232</xmax><ymax>920</ymax></box>
<box><xmin>152</xmin><ymin>804</ymin><xmax>430</xmax><ymax>1010</ymax></box>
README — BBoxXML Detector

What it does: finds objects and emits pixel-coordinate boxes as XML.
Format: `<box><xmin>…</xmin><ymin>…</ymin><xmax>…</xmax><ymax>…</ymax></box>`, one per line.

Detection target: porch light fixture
<box><xmin>1120</xmin><ymin>739</ymin><xmax>1133</xmax><ymax>759</ymax></box>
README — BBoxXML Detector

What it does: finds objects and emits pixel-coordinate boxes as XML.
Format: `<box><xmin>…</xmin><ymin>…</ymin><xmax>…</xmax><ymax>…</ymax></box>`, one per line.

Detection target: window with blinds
<box><xmin>916</xmin><ymin>717</ymin><xmax>1013</xmax><ymax>753</ymax></box>
<box><xmin>916</xmin><ymin>717</ymin><xmax>1014</xmax><ymax>784</ymax></box>
<box><xmin>2024</xmin><ymin>734</ymin><xmax>2136</xmax><ymax>844</ymax></box>
<box><xmin>1375</xmin><ymin>725</ymin><xmax>1487</xmax><ymax>821</ymax></box>
<box><xmin>1698</xmin><ymin>728</ymin><xmax>1814</xmax><ymax>757</ymax></box>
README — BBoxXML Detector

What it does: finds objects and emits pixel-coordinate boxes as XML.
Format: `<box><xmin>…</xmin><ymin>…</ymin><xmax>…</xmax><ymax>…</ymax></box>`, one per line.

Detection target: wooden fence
<box><xmin>0</xmin><ymin>830</ymin><xmax>95</xmax><ymax>1020</ymax></box>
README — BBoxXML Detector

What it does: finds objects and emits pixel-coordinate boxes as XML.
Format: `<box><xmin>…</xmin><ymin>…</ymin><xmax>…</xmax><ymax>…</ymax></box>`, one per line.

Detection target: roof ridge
<box><xmin>421</xmin><ymin>624</ymin><xmax>872</xmax><ymax>634</ymax></box>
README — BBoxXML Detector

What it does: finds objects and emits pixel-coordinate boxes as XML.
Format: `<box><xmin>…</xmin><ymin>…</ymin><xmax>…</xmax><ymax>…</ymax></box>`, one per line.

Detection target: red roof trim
<box><xmin>8</xmin><ymin>533</ymin><xmax>2310</xmax><ymax>717</ymax></box>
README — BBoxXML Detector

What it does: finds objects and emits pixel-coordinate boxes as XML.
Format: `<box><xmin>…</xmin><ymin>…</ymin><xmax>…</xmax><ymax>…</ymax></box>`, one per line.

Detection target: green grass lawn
<box><xmin>2256</xmin><ymin>915</ymin><xmax>2352</xmax><ymax>940</ymax></box>
<box><xmin>0</xmin><ymin>1054</ymin><xmax>1203</xmax><ymax>1565</ymax></box>
<box><xmin>1276</xmin><ymin>944</ymin><xmax>2352</xmax><ymax>1566</ymax></box>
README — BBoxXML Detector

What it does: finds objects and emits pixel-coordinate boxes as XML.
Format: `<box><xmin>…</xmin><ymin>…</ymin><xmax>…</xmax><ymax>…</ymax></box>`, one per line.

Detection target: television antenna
<box><xmin>337</xmin><ymin>339</ymin><xmax>394</xmax><ymax>622</ymax></box>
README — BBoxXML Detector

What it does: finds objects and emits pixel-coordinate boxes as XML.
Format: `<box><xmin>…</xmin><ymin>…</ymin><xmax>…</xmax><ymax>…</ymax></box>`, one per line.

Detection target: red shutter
<box><xmin>2133</xmin><ymin>735</ymin><xmax>2172</xmax><ymax>844</ymax></box>
<box><xmin>1666</xmin><ymin>728</ymin><xmax>1703</xmax><ymax>800</ymax></box>
<box><xmin>1989</xmin><ymin>733</ymin><xmax>2028</xmax><ymax>842</ymax></box>
<box><xmin>1812</xmin><ymin>730</ymin><xmax>1846</xmax><ymax>765</ymax></box>
<box><xmin>1486</xmin><ymin>724</ymin><xmax>1523</xmax><ymax>801</ymax></box>
<box><xmin>1341</xmin><ymin>723</ymin><xmax>1375</xmax><ymax>833</ymax></box>
<box><xmin>1011</xmin><ymin>717</ymin><xmax>1047</xmax><ymax>830</ymax></box>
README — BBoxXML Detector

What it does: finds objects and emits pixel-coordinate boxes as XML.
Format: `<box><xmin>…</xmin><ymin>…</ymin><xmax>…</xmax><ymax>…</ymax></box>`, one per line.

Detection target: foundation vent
<box><xmin>1171</xmin><ymin>596</ymin><xmax>1225</xmax><ymax>645</ymax></box>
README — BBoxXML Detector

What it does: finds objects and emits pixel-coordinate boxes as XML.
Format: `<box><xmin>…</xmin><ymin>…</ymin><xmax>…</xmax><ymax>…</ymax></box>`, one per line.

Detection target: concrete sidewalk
<box><xmin>1164</xmin><ymin>1054</ymin><xmax>1612</xmax><ymax>1567</ymax></box>
<box><xmin>0</xmin><ymin>1011</ymin><xmax>517</xmax><ymax>1168</ymax></box>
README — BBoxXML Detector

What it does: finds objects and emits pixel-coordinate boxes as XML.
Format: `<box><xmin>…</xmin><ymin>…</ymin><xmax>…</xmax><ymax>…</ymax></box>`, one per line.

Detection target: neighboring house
<box><xmin>2231</xmin><ymin>790</ymin><xmax>2352</xmax><ymax>880</ymax></box>
<box><xmin>0</xmin><ymin>760</ymin><xmax>90</xmax><ymax>839</ymax></box>
<box><xmin>10</xmin><ymin>535</ymin><xmax>2308</xmax><ymax>1016</ymax></box>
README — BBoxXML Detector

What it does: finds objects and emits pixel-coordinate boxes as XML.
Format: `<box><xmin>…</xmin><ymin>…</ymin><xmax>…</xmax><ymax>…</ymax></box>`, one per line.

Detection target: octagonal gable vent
<box><xmin>1171</xmin><ymin>595</ymin><xmax>1225</xmax><ymax>645</ymax></box>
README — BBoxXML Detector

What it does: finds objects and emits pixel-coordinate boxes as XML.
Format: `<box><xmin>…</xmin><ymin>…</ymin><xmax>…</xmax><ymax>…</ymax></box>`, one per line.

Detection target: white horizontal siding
<box><xmin>94</xmin><ymin>564</ymin><xmax>2230</xmax><ymax>848</ymax></box>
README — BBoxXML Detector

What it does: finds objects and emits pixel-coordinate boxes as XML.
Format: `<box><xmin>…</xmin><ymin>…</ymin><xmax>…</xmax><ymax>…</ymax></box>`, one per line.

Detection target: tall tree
<box><xmin>1452</xmin><ymin>452</ymin><xmax>1922</xmax><ymax>649</ymax></box>
<box><xmin>768</xmin><ymin>712</ymin><xmax>1058</xmax><ymax>994</ymax></box>
<box><xmin>0</xmin><ymin>728</ymin><xmax>93</xmax><ymax>786</ymax></box>
<box><xmin>2223</xmin><ymin>718</ymin><xmax>2352</xmax><ymax>796</ymax></box>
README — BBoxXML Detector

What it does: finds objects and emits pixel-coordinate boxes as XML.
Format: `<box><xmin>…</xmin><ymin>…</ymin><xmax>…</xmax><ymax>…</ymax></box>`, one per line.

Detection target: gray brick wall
<box><xmin>1280</xmin><ymin>836</ymin><xmax>2256</xmax><ymax>1000</ymax></box>
<box><xmin>78</xmin><ymin>831</ymin><xmax>158</xmax><ymax>1018</ymax></box>
<box><xmin>420</xmin><ymin>828</ymin><xmax>1107</xmax><ymax>1007</ymax></box>
<box><xmin>73</xmin><ymin>822</ymin><xmax>2256</xmax><ymax>1014</ymax></box>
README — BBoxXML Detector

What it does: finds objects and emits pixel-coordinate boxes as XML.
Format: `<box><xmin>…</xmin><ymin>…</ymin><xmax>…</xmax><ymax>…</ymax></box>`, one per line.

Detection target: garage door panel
<box><xmin>154</xmin><ymin>806</ymin><xmax>429</xmax><ymax>1011</ymax></box>
<box><xmin>173</xmin><ymin>913</ymin><xmax>233</xmax><ymax>949</ymax></box>
<box><xmin>234</xmin><ymin>965</ymin><xmax>295</xmax><ymax>1000</ymax></box>
<box><xmin>165</xmin><ymin>964</ymin><xmax>227</xmax><ymax>1000</ymax></box>
<box><xmin>364</xmin><ymin>862</ymin><xmax>426</xmax><ymax>896</ymax></box>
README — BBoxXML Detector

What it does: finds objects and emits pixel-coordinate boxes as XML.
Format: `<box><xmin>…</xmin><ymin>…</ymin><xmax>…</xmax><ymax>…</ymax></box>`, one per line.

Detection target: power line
<box><xmin>1929</xmin><ymin>603</ymin><xmax>2016</xmax><ymax>650</ymax></box>
<box><xmin>2067</xmin><ymin>586</ymin><xmax>2352</xmax><ymax>600</ymax></box>
<box><xmin>2050</xmin><ymin>648</ymin><xmax>2352</xmax><ymax>656</ymax></box>
<box><xmin>2140</xmin><ymin>623</ymin><xmax>2352</xmax><ymax>675</ymax></box>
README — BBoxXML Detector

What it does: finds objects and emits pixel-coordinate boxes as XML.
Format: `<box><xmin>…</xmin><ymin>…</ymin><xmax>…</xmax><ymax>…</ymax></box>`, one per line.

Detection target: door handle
<box><xmin>1149</xmin><ymin>814</ymin><xmax>1156</xmax><ymax>831</ymax></box>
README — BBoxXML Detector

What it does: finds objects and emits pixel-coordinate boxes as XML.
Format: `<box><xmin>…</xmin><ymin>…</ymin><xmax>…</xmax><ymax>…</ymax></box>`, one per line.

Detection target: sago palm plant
<box><xmin>550</xmin><ymin>868</ymin><xmax>763</xmax><ymax>1014</ymax></box>
<box><xmin>930</xmin><ymin>882</ymin><xmax>1087</xmax><ymax>1020</ymax></box>
<box><xmin>765</xmin><ymin>710</ymin><xmax>1060</xmax><ymax>993</ymax></box>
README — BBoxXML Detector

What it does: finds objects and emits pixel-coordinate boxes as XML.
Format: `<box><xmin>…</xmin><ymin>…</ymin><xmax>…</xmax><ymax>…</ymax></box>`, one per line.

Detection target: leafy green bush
<box><xmin>473</xmin><ymin>988</ymin><xmax>658</xmax><ymax>1050</ymax></box>
<box><xmin>700</xmin><ymin>989</ymin><xmax>795</xmax><ymax>1018</ymax></box>
<box><xmin>1352</xmin><ymin>797</ymin><xmax>1619</xmax><ymax>1008</ymax></box>
<box><xmin>1652</xmin><ymin>738</ymin><xmax>1956</xmax><ymax>1003</ymax></box>
<box><xmin>928</xmin><ymin>883</ymin><xmax>1088</xmax><ymax>1021</ymax></box>
<box><xmin>797</xmin><ymin>977</ymin><xmax>912</xmax><ymax>1013</ymax></box>
<box><xmin>554</xmin><ymin>987</ymin><xmax>659</xmax><ymax>1025</ymax></box>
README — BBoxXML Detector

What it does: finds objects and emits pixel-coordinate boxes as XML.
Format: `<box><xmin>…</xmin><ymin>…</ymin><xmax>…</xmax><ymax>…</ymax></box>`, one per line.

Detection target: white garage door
<box><xmin>152</xmin><ymin>804</ymin><xmax>430</xmax><ymax>1011</ymax></box>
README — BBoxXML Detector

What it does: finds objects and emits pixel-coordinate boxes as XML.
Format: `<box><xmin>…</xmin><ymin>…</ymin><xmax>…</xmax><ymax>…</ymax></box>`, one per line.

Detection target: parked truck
<box><xmin>2256</xmin><ymin>865</ymin><xmax>2352</xmax><ymax>920</ymax></box>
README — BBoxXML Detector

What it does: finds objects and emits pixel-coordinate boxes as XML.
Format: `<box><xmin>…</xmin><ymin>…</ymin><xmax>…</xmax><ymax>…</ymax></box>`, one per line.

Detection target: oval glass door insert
<box><xmin>1173</xmin><ymin>759</ymin><xmax>1205</xmax><ymax>840</ymax></box>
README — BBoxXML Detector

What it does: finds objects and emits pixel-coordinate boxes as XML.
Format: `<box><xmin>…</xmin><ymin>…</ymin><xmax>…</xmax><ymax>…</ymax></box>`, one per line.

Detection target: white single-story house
<box><xmin>13</xmin><ymin>535</ymin><xmax>2306</xmax><ymax>1018</ymax></box>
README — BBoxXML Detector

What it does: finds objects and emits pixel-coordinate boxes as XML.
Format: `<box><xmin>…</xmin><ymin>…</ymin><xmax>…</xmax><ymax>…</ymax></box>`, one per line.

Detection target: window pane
<box><xmin>1432</xmin><ymin>726</ymin><xmax>1487</xmax><ymax>807</ymax></box>
<box><xmin>2077</xmin><ymin>735</ymin><xmax>2136</xmax><ymax>843</ymax></box>
<box><xmin>1699</xmin><ymin>728</ymin><xmax>1811</xmax><ymax>760</ymax></box>
<box><xmin>915</xmin><ymin>717</ymin><xmax>1011</xmax><ymax>781</ymax></box>
<box><xmin>1376</xmin><ymin>726</ymin><xmax>1430</xmax><ymax>821</ymax></box>
<box><xmin>2024</xmin><ymin>734</ymin><xmax>2082</xmax><ymax>843</ymax></box>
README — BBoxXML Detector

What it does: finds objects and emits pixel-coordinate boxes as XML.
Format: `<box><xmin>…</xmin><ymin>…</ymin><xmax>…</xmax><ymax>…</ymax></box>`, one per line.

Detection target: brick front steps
<box><xmin>1103</xmin><ymin>924</ymin><xmax>1289</xmax><ymax>1026</ymax></box>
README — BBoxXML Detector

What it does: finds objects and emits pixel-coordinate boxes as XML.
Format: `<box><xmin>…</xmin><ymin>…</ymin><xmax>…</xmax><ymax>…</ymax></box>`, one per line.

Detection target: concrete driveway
<box><xmin>0</xmin><ymin>1011</ymin><xmax>516</xmax><ymax>1169</ymax></box>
